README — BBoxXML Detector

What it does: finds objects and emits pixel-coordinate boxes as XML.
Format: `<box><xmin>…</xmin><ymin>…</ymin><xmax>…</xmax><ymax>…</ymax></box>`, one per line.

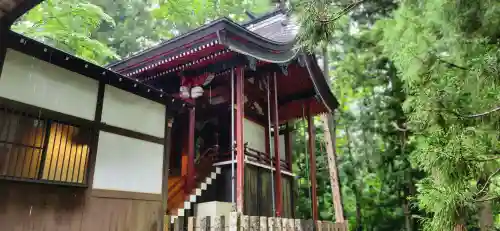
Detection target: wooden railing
<box><xmin>165</xmin><ymin>213</ymin><xmax>348</xmax><ymax>231</ymax></box>
<box><xmin>198</xmin><ymin>144</ymin><xmax>291</xmax><ymax>171</ymax></box>
<box><xmin>245</xmin><ymin>145</ymin><xmax>291</xmax><ymax>172</ymax></box>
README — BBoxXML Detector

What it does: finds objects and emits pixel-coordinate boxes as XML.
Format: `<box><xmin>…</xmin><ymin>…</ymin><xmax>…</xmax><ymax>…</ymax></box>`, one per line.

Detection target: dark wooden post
<box><xmin>235</xmin><ymin>67</ymin><xmax>245</xmax><ymax>212</ymax></box>
<box><xmin>161</xmin><ymin>116</ymin><xmax>174</xmax><ymax>231</ymax></box>
<box><xmin>284</xmin><ymin>123</ymin><xmax>293</xmax><ymax>171</ymax></box>
<box><xmin>307</xmin><ymin>102</ymin><xmax>319</xmax><ymax>222</ymax></box>
<box><xmin>272</xmin><ymin>72</ymin><xmax>282</xmax><ymax>217</ymax></box>
<box><xmin>265</xmin><ymin>120</ymin><xmax>271</xmax><ymax>158</ymax></box>
<box><xmin>0</xmin><ymin>21</ymin><xmax>7</xmax><ymax>78</ymax></box>
<box><xmin>284</xmin><ymin>122</ymin><xmax>295</xmax><ymax>218</ymax></box>
<box><xmin>187</xmin><ymin>107</ymin><xmax>196</xmax><ymax>191</ymax></box>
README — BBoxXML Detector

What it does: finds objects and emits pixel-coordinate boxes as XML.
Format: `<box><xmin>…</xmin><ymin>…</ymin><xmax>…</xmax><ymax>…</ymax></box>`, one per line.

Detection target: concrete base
<box><xmin>195</xmin><ymin>201</ymin><xmax>233</xmax><ymax>230</ymax></box>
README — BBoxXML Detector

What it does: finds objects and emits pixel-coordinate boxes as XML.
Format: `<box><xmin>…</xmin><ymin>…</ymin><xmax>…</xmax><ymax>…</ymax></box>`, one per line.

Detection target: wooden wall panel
<box><xmin>0</xmin><ymin>181</ymin><xmax>161</xmax><ymax>231</ymax></box>
<box><xmin>0</xmin><ymin>181</ymin><xmax>85</xmax><ymax>231</ymax></box>
<box><xmin>81</xmin><ymin>196</ymin><xmax>161</xmax><ymax>231</ymax></box>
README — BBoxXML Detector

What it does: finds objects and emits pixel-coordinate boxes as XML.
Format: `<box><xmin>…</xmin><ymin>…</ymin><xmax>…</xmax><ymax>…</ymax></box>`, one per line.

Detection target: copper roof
<box><xmin>244</xmin><ymin>10</ymin><xmax>298</xmax><ymax>43</ymax></box>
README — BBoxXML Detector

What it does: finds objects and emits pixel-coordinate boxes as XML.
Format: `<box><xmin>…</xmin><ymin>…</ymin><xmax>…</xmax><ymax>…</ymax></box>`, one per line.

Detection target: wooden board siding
<box><xmin>281</xmin><ymin>176</ymin><xmax>293</xmax><ymax>218</ymax></box>
<box><xmin>0</xmin><ymin>181</ymin><xmax>161</xmax><ymax>231</ymax></box>
<box><xmin>243</xmin><ymin>165</ymin><xmax>294</xmax><ymax>218</ymax></box>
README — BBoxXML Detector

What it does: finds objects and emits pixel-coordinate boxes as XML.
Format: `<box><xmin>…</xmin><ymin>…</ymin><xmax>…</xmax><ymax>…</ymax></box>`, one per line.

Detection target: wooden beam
<box><xmin>307</xmin><ymin>102</ymin><xmax>319</xmax><ymax>222</ymax></box>
<box><xmin>272</xmin><ymin>72</ymin><xmax>283</xmax><ymax>217</ymax></box>
<box><xmin>187</xmin><ymin>107</ymin><xmax>196</xmax><ymax>191</ymax></box>
<box><xmin>284</xmin><ymin>122</ymin><xmax>295</xmax><ymax>218</ymax></box>
<box><xmin>161</xmin><ymin>116</ymin><xmax>174</xmax><ymax>231</ymax></box>
<box><xmin>284</xmin><ymin>123</ymin><xmax>293</xmax><ymax>172</ymax></box>
<box><xmin>235</xmin><ymin>67</ymin><xmax>245</xmax><ymax>213</ymax></box>
<box><xmin>0</xmin><ymin>21</ymin><xmax>6</xmax><ymax>79</ymax></box>
<box><xmin>244</xmin><ymin>78</ymin><xmax>266</xmax><ymax>106</ymax></box>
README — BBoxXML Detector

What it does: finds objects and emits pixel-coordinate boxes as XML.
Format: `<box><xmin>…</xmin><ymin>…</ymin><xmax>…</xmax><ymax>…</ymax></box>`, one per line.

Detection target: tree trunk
<box><xmin>454</xmin><ymin>224</ymin><xmax>466</xmax><ymax>231</ymax></box>
<box><xmin>454</xmin><ymin>210</ymin><xmax>467</xmax><ymax>231</ymax></box>
<box><xmin>353</xmin><ymin>186</ymin><xmax>362</xmax><ymax>231</ymax></box>
<box><xmin>477</xmin><ymin>177</ymin><xmax>494</xmax><ymax>231</ymax></box>
<box><xmin>479</xmin><ymin>200</ymin><xmax>494</xmax><ymax>231</ymax></box>
<box><xmin>320</xmin><ymin>46</ymin><xmax>345</xmax><ymax>222</ymax></box>
<box><xmin>403</xmin><ymin>199</ymin><xmax>412</xmax><ymax>231</ymax></box>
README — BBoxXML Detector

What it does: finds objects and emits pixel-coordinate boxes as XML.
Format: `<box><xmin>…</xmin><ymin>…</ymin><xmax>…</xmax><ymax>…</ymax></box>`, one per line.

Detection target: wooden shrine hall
<box><xmin>0</xmin><ymin>1</ymin><xmax>340</xmax><ymax>230</ymax></box>
<box><xmin>108</xmin><ymin>9</ymin><xmax>339</xmax><ymax>222</ymax></box>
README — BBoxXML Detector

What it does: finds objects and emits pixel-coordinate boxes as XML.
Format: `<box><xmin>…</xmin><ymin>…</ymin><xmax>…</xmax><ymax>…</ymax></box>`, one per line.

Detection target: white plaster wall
<box><xmin>102</xmin><ymin>85</ymin><xmax>165</xmax><ymax>138</ymax></box>
<box><xmin>92</xmin><ymin>131</ymin><xmax>164</xmax><ymax>194</ymax></box>
<box><xmin>0</xmin><ymin>49</ymin><xmax>98</xmax><ymax>120</ymax></box>
<box><xmin>271</xmin><ymin>134</ymin><xmax>286</xmax><ymax>160</ymax></box>
<box><xmin>243</xmin><ymin>118</ymin><xmax>266</xmax><ymax>153</ymax></box>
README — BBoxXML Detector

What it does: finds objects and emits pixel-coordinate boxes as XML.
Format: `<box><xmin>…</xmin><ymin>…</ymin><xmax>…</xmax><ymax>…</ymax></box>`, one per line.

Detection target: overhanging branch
<box><xmin>476</xmin><ymin>167</ymin><xmax>500</xmax><ymax>196</ymax></box>
<box><xmin>460</xmin><ymin>106</ymin><xmax>500</xmax><ymax>118</ymax></box>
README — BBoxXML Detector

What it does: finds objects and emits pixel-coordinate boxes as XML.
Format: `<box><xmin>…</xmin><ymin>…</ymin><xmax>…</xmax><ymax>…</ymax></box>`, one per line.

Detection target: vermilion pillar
<box><xmin>307</xmin><ymin>102</ymin><xmax>319</xmax><ymax>222</ymax></box>
<box><xmin>235</xmin><ymin>67</ymin><xmax>245</xmax><ymax>213</ymax></box>
<box><xmin>187</xmin><ymin>107</ymin><xmax>196</xmax><ymax>192</ymax></box>
<box><xmin>272</xmin><ymin>72</ymin><xmax>282</xmax><ymax>217</ymax></box>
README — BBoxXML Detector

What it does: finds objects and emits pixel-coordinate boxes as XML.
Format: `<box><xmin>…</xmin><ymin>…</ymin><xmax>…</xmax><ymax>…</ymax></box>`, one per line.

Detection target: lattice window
<box><xmin>0</xmin><ymin>106</ymin><xmax>92</xmax><ymax>186</ymax></box>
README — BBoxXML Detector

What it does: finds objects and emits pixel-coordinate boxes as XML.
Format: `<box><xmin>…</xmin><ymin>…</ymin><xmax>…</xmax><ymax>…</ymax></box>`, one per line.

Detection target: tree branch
<box><xmin>476</xmin><ymin>168</ymin><xmax>500</xmax><ymax>196</ymax></box>
<box><xmin>459</xmin><ymin>106</ymin><xmax>500</xmax><ymax>118</ymax></box>
<box><xmin>475</xmin><ymin>195</ymin><xmax>500</xmax><ymax>202</ymax></box>
<box><xmin>435</xmin><ymin>57</ymin><xmax>468</xmax><ymax>70</ymax></box>
<box><xmin>466</xmin><ymin>155</ymin><xmax>500</xmax><ymax>162</ymax></box>
<box><xmin>391</xmin><ymin>121</ymin><xmax>408</xmax><ymax>132</ymax></box>
<box><xmin>312</xmin><ymin>0</ymin><xmax>368</xmax><ymax>23</ymax></box>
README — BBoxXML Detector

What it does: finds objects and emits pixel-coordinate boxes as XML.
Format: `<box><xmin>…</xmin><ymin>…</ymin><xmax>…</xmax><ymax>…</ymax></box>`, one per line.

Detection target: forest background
<box><xmin>11</xmin><ymin>0</ymin><xmax>500</xmax><ymax>230</ymax></box>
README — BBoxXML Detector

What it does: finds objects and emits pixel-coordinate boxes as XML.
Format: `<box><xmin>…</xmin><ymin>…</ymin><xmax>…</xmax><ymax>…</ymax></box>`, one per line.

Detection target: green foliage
<box><xmin>151</xmin><ymin>0</ymin><xmax>271</xmax><ymax>38</ymax></box>
<box><xmin>12</xmin><ymin>0</ymin><xmax>120</xmax><ymax>65</ymax></box>
<box><xmin>13</xmin><ymin>0</ymin><xmax>272</xmax><ymax>64</ymax></box>
<box><xmin>295</xmin><ymin>0</ymin><xmax>500</xmax><ymax>230</ymax></box>
<box><xmin>379</xmin><ymin>0</ymin><xmax>500</xmax><ymax>229</ymax></box>
<box><xmin>11</xmin><ymin>0</ymin><xmax>500</xmax><ymax>229</ymax></box>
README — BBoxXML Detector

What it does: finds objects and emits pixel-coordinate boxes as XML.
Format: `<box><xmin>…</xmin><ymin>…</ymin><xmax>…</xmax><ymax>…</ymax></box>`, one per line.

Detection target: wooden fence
<box><xmin>165</xmin><ymin>213</ymin><xmax>348</xmax><ymax>231</ymax></box>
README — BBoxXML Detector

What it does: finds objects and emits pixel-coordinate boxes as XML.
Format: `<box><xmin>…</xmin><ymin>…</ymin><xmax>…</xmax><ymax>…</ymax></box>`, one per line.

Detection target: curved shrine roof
<box><xmin>108</xmin><ymin>10</ymin><xmax>339</xmax><ymax>115</ymax></box>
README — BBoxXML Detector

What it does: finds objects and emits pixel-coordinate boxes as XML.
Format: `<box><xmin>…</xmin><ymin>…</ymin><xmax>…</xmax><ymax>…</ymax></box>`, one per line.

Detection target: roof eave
<box><xmin>301</xmin><ymin>53</ymin><xmax>339</xmax><ymax>112</ymax></box>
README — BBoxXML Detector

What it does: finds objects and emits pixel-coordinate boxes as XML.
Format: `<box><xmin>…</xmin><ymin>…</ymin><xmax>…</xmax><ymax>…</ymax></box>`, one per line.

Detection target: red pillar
<box><xmin>307</xmin><ymin>102</ymin><xmax>319</xmax><ymax>222</ymax></box>
<box><xmin>187</xmin><ymin>107</ymin><xmax>196</xmax><ymax>192</ymax></box>
<box><xmin>272</xmin><ymin>72</ymin><xmax>283</xmax><ymax>217</ymax></box>
<box><xmin>235</xmin><ymin>67</ymin><xmax>245</xmax><ymax>213</ymax></box>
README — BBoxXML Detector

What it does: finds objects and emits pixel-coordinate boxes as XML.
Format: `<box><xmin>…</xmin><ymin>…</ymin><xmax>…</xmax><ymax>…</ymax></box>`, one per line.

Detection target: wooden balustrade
<box><xmin>206</xmin><ymin>146</ymin><xmax>292</xmax><ymax>172</ymax></box>
<box><xmin>164</xmin><ymin>213</ymin><xmax>348</xmax><ymax>231</ymax></box>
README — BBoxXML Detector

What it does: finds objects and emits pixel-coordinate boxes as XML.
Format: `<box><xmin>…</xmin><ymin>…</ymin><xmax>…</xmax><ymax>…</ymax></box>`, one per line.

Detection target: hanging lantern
<box><xmin>180</xmin><ymin>86</ymin><xmax>190</xmax><ymax>99</ymax></box>
<box><xmin>191</xmin><ymin>86</ymin><xmax>204</xmax><ymax>99</ymax></box>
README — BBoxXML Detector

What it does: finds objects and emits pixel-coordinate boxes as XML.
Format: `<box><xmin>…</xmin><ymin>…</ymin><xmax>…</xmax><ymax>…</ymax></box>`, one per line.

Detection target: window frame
<box><xmin>0</xmin><ymin>97</ymin><xmax>96</xmax><ymax>187</ymax></box>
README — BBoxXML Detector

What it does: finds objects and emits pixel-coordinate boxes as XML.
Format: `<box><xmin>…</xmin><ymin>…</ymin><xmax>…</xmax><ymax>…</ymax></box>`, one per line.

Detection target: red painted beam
<box><xmin>187</xmin><ymin>107</ymin><xmax>196</xmax><ymax>192</ymax></box>
<box><xmin>235</xmin><ymin>67</ymin><xmax>245</xmax><ymax>213</ymax></box>
<box><xmin>272</xmin><ymin>72</ymin><xmax>283</xmax><ymax>217</ymax></box>
<box><xmin>307</xmin><ymin>101</ymin><xmax>319</xmax><ymax>222</ymax></box>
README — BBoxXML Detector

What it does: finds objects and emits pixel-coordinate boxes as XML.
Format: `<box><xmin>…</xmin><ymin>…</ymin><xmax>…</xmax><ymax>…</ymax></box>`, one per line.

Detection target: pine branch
<box><xmin>323</xmin><ymin>0</ymin><xmax>366</xmax><ymax>23</ymax></box>
<box><xmin>308</xmin><ymin>0</ymin><xmax>368</xmax><ymax>24</ymax></box>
